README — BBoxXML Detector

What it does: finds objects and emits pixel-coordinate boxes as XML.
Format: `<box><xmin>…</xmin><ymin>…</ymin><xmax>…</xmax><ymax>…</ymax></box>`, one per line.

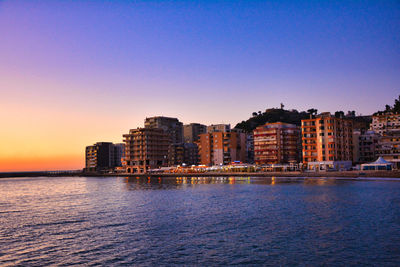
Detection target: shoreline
<box><xmin>1</xmin><ymin>170</ymin><xmax>399</xmax><ymax>179</ymax></box>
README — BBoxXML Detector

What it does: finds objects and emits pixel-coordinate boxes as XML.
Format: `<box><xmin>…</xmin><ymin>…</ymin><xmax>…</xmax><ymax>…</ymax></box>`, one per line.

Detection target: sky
<box><xmin>0</xmin><ymin>0</ymin><xmax>399</xmax><ymax>171</ymax></box>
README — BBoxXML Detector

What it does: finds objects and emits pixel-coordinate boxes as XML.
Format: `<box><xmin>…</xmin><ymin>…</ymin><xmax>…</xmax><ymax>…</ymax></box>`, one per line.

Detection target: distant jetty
<box><xmin>0</xmin><ymin>170</ymin><xmax>82</xmax><ymax>179</ymax></box>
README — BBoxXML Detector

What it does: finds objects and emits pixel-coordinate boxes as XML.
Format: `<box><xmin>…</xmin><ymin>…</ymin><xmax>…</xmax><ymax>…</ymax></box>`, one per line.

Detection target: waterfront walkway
<box><xmin>1</xmin><ymin>170</ymin><xmax>399</xmax><ymax>179</ymax></box>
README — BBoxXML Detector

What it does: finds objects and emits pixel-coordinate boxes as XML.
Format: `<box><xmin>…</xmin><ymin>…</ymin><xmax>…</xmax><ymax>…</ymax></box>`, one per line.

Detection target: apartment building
<box><xmin>123</xmin><ymin>128</ymin><xmax>170</xmax><ymax>173</ymax></box>
<box><xmin>246</xmin><ymin>133</ymin><xmax>255</xmax><ymax>164</ymax></box>
<box><xmin>301</xmin><ymin>113</ymin><xmax>353</xmax><ymax>170</ymax></box>
<box><xmin>114</xmin><ymin>143</ymin><xmax>125</xmax><ymax>167</ymax></box>
<box><xmin>183</xmin><ymin>123</ymin><xmax>206</xmax><ymax>143</ymax></box>
<box><xmin>353</xmin><ymin>130</ymin><xmax>378</xmax><ymax>163</ymax></box>
<box><xmin>85</xmin><ymin>142</ymin><xmax>124</xmax><ymax>172</ymax></box>
<box><xmin>375</xmin><ymin>132</ymin><xmax>400</xmax><ymax>168</ymax></box>
<box><xmin>183</xmin><ymin>143</ymin><xmax>199</xmax><ymax>166</ymax></box>
<box><xmin>207</xmin><ymin>124</ymin><xmax>231</xmax><ymax>133</ymax></box>
<box><xmin>197</xmin><ymin>131</ymin><xmax>246</xmax><ymax>165</ymax></box>
<box><xmin>370</xmin><ymin>112</ymin><xmax>400</xmax><ymax>135</ymax></box>
<box><xmin>168</xmin><ymin>143</ymin><xmax>199</xmax><ymax>166</ymax></box>
<box><xmin>253</xmin><ymin>122</ymin><xmax>300</xmax><ymax>165</ymax></box>
<box><xmin>144</xmin><ymin>116</ymin><xmax>183</xmax><ymax>144</ymax></box>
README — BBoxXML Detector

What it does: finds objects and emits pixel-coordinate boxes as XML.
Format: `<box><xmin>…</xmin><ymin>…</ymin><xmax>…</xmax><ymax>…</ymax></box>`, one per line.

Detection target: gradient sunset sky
<box><xmin>0</xmin><ymin>0</ymin><xmax>399</xmax><ymax>171</ymax></box>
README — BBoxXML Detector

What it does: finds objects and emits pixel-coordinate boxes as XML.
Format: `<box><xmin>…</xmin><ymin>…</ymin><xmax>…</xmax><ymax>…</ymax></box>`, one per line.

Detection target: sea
<box><xmin>1</xmin><ymin>176</ymin><xmax>400</xmax><ymax>266</ymax></box>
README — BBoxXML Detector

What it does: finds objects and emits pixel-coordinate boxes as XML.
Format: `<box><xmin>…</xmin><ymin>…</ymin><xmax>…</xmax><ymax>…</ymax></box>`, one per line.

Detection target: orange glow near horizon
<box><xmin>0</xmin><ymin>155</ymin><xmax>83</xmax><ymax>172</ymax></box>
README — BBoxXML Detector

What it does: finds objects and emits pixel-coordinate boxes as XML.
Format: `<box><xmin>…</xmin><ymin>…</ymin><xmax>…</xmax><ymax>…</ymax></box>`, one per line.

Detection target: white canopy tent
<box><xmin>361</xmin><ymin>157</ymin><xmax>393</xmax><ymax>171</ymax></box>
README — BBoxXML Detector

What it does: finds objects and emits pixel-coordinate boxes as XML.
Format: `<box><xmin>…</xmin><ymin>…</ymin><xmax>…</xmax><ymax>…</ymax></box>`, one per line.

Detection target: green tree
<box><xmin>307</xmin><ymin>108</ymin><xmax>318</xmax><ymax>116</ymax></box>
<box><xmin>335</xmin><ymin>111</ymin><xmax>345</xmax><ymax>118</ymax></box>
<box><xmin>393</xmin><ymin>95</ymin><xmax>400</xmax><ymax>113</ymax></box>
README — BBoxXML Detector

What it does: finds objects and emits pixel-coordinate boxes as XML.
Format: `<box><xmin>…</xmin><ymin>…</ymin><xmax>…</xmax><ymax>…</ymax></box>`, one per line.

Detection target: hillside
<box><xmin>234</xmin><ymin>108</ymin><xmax>310</xmax><ymax>132</ymax></box>
<box><xmin>234</xmin><ymin>108</ymin><xmax>372</xmax><ymax>133</ymax></box>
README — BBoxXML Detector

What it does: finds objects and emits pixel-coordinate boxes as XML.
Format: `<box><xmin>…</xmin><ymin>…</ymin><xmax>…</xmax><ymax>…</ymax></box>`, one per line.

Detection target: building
<box><xmin>370</xmin><ymin>112</ymin><xmax>400</xmax><ymax>135</ymax></box>
<box><xmin>246</xmin><ymin>133</ymin><xmax>255</xmax><ymax>164</ymax></box>
<box><xmin>253</xmin><ymin>122</ymin><xmax>300</xmax><ymax>165</ymax></box>
<box><xmin>183</xmin><ymin>123</ymin><xmax>207</xmax><ymax>143</ymax></box>
<box><xmin>375</xmin><ymin>132</ymin><xmax>400</xmax><ymax>169</ymax></box>
<box><xmin>197</xmin><ymin>131</ymin><xmax>246</xmax><ymax>166</ymax></box>
<box><xmin>301</xmin><ymin>112</ymin><xmax>353</xmax><ymax>170</ymax></box>
<box><xmin>368</xmin><ymin>112</ymin><xmax>400</xmax><ymax>168</ymax></box>
<box><xmin>183</xmin><ymin>143</ymin><xmax>199</xmax><ymax>166</ymax></box>
<box><xmin>85</xmin><ymin>142</ymin><xmax>123</xmax><ymax>172</ymax></box>
<box><xmin>168</xmin><ymin>143</ymin><xmax>185</xmax><ymax>166</ymax></box>
<box><xmin>144</xmin><ymin>116</ymin><xmax>183</xmax><ymax>144</ymax></box>
<box><xmin>113</xmin><ymin>143</ymin><xmax>125</xmax><ymax>167</ymax></box>
<box><xmin>207</xmin><ymin>124</ymin><xmax>231</xmax><ymax>133</ymax></box>
<box><xmin>123</xmin><ymin>128</ymin><xmax>170</xmax><ymax>173</ymax></box>
<box><xmin>353</xmin><ymin>130</ymin><xmax>378</xmax><ymax>164</ymax></box>
<box><xmin>168</xmin><ymin>143</ymin><xmax>199</xmax><ymax>166</ymax></box>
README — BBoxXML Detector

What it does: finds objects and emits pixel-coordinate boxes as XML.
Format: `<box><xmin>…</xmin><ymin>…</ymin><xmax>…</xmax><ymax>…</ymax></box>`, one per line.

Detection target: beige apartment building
<box><xmin>144</xmin><ymin>116</ymin><xmax>183</xmax><ymax>144</ymax></box>
<box><xmin>207</xmin><ymin>124</ymin><xmax>231</xmax><ymax>133</ymax></box>
<box><xmin>183</xmin><ymin>123</ymin><xmax>207</xmax><ymax>143</ymax></box>
<box><xmin>370</xmin><ymin>112</ymin><xmax>400</xmax><ymax>135</ymax></box>
<box><xmin>301</xmin><ymin>112</ymin><xmax>353</xmax><ymax>170</ymax></box>
<box><xmin>375</xmin><ymin>132</ymin><xmax>400</xmax><ymax>168</ymax></box>
<box><xmin>123</xmin><ymin>128</ymin><xmax>170</xmax><ymax>173</ymax></box>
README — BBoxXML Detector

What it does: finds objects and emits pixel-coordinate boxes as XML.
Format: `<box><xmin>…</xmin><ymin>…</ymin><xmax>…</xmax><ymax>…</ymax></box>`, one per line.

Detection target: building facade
<box><xmin>85</xmin><ymin>142</ymin><xmax>123</xmax><ymax>172</ymax></box>
<box><xmin>144</xmin><ymin>116</ymin><xmax>183</xmax><ymax>144</ymax></box>
<box><xmin>246</xmin><ymin>133</ymin><xmax>255</xmax><ymax>164</ymax></box>
<box><xmin>253</xmin><ymin>122</ymin><xmax>300</xmax><ymax>165</ymax></box>
<box><xmin>353</xmin><ymin>130</ymin><xmax>378</xmax><ymax>164</ymax></box>
<box><xmin>123</xmin><ymin>128</ymin><xmax>170</xmax><ymax>173</ymax></box>
<box><xmin>113</xmin><ymin>143</ymin><xmax>125</xmax><ymax>167</ymax></box>
<box><xmin>168</xmin><ymin>143</ymin><xmax>199</xmax><ymax>166</ymax></box>
<box><xmin>375</xmin><ymin>132</ymin><xmax>400</xmax><ymax>168</ymax></box>
<box><xmin>207</xmin><ymin>124</ymin><xmax>231</xmax><ymax>133</ymax></box>
<box><xmin>183</xmin><ymin>123</ymin><xmax>207</xmax><ymax>143</ymax></box>
<box><xmin>197</xmin><ymin>131</ymin><xmax>246</xmax><ymax>165</ymax></box>
<box><xmin>168</xmin><ymin>143</ymin><xmax>185</xmax><ymax>166</ymax></box>
<box><xmin>370</xmin><ymin>112</ymin><xmax>400</xmax><ymax>136</ymax></box>
<box><xmin>183</xmin><ymin>143</ymin><xmax>199</xmax><ymax>166</ymax></box>
<box><xmin>301</xmin><ymin>113</ymin><xmax>353</xmax><ymax>168</ymax></box>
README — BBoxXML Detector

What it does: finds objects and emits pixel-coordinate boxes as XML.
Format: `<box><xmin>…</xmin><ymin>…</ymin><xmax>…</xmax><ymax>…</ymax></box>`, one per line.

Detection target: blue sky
<box><xmin>0</xmin><ymin>0</ymin><xmax>399</xmax><ymax>169</ymax></box>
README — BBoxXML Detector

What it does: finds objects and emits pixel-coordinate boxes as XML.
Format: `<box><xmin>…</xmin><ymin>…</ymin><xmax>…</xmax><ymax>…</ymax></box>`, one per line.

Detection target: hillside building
<box><xmin>370</xmin><ymin>112</ymin><xmax>400</xmax><ymax>136</ymax></box>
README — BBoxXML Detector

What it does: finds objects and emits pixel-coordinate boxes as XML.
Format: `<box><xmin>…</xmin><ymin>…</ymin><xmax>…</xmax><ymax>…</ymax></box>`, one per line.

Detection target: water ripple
<box><xmin>0</xmin><ymin>176</ymin><xmax>400</xmax><ymax>265</ymax></box>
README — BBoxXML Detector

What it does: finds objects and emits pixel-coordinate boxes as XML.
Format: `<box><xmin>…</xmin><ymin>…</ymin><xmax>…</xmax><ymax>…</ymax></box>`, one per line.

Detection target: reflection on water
<box><xmin>1</xmin><ymin>176</ymin><xmax>400</xmax><ymax>266</ymax></box>
<box><xmin>124</xmin><ymin>176</ymin><xmax>349</xmax><ymax>190</ymax></box>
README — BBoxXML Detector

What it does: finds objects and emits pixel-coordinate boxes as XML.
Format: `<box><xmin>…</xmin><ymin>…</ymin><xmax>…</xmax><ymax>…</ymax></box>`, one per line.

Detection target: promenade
<box><xmin>94</xmin><ymin>170</ymin><xmax>400</xmax><ymax>178</ymax></box>
<box><xmin>2</xmin><ymin>170</ymin><xmax>399</xmax><ymax>179</ymax></box>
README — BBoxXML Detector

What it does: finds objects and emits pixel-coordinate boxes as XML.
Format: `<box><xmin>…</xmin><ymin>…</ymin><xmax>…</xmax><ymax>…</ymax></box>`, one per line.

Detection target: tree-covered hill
<box><xmin>234</xmin><ymin>108</ymin><xmax>372</xmax><ymax>133</ymax></box>
<box><xmin>234</xmin><ymin>108</ymin><xmax>311</xmax><ymax>133</ymax></box>
<box><xmin>374</xmin><ymin>95</ymin><xmax>400</xmax><ymax>115</ymax></box>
